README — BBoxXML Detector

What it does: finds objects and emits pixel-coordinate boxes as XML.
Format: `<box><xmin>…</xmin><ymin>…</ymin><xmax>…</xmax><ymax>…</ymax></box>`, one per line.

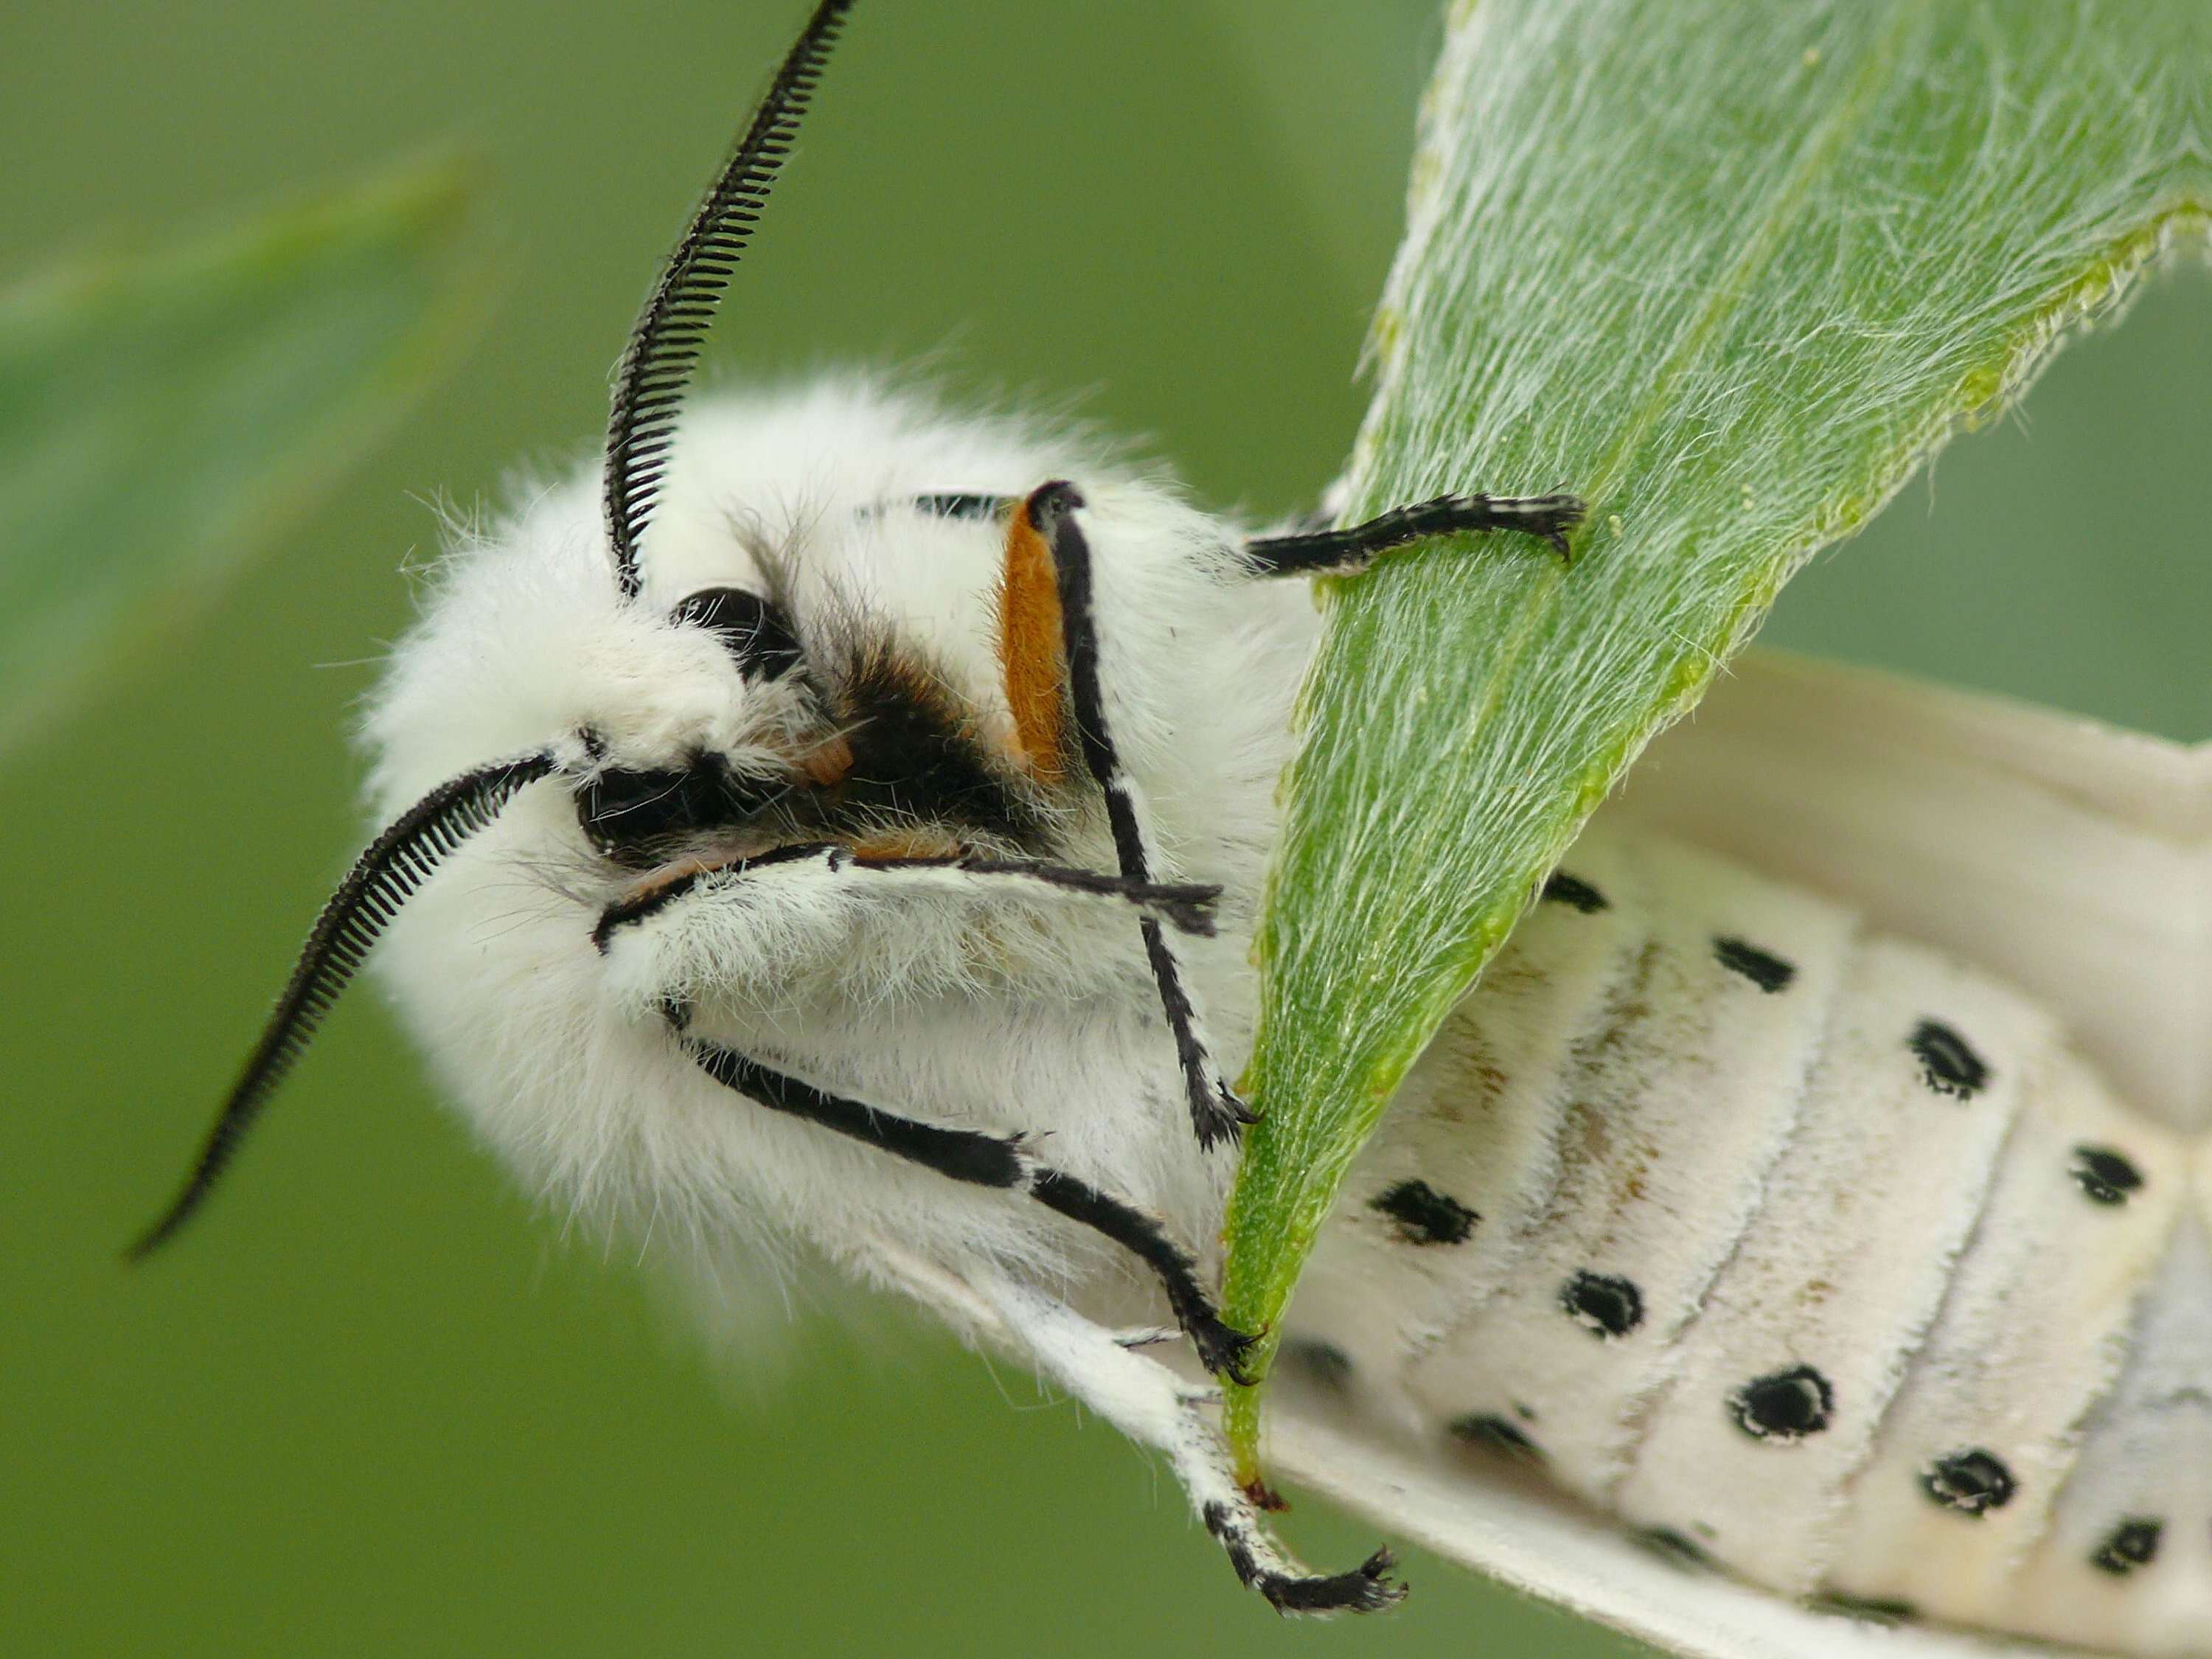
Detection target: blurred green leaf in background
<box><xmin>0</xmin><ymin>4</ymin><xmax>2204</xmax><ymax>1658</ymax></box>
<box><xmin>1225</xmin><ymin>0</ymin><xmax>2205</xmax><ymax>1470</ymax></box>
<box><xmin>0</xmin><ymin>161</ymin><xmax>486</xmax><ymax>757</ymax></box>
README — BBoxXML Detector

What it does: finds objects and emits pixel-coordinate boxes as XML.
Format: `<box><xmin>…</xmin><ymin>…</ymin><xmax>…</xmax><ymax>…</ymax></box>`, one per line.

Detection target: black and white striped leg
<box><xmin>681</xmin><ymin>1033</ymin><xmax>1256</xmax><ymax>1381</ymax></box>
<box><xmin>594</xmin><ymin>841</ymin><xmax>1221</xmax><ymax>950</ymax></box>
<box><xmin>1026</xmin><ymin>480</ymin><xmax>1253</xmax><ymax>1152</ymax></box>
<box><xmin>1245</xmin><ymin>490</ymin><xmax>1587</xmax><ymax>573</ymax></box>
<box><xmin>975</xmin><ymin>1272</ymin><xmax>1404</xmax><ymax>1615</ymax></box>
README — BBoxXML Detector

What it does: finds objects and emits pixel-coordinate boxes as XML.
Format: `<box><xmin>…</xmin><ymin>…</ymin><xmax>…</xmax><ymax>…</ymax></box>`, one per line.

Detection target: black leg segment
<box><xmin>1245</xmin><ymin>490</ymin><xmax>1586</xmax><ymax>573</ymax></box>
<box><xmin>1026</xmin><ymin>1168</ymin><xmax>1255</xmax><ymax>1382</ymax></box>
<box><xmin>1205</xmin><ymin>1503</ymin><xmax>1405</xmax><ymax>1614</ymax></box>
<box><xmin>1025</xmin><ymin>480</ymin><xmax>1254</xmax><ymax>1152</ymax></box>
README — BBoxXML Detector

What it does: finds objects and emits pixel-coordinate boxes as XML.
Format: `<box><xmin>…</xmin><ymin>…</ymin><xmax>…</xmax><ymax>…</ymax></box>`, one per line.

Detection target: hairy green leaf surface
<box><xmin>1224</xmin><ymin>0</ymin><xmax>2205</xmax><ymax>1469</ymax></box>
<box><xmin>0</xmin><ymin>161</ymin><xmax>485</xmax><ymax>757</ymax></box>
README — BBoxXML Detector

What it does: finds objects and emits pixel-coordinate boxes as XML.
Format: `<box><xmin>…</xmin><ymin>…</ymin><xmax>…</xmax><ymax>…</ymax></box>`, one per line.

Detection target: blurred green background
<box><xmin>2</xmin><ymin>3</ymin><xmax>2202</xmax><ymax>1656</ymax></box>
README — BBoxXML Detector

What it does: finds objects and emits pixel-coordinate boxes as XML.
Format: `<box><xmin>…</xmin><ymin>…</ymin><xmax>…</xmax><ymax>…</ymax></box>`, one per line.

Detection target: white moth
<box><xmin>129</xmin><ymin>3</ymin><xmax>2208</xmax><ymax>1655</ymax></box>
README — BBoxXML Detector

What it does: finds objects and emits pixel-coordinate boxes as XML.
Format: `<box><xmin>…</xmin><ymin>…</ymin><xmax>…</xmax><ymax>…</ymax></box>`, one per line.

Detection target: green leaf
<box><xmin>1222</xmin><ymin>0</ymin><xmax>2204</xmax><ymax>1470</ymax></box>
<box><xmin>0</xmin><ymin>160</ymin><xmax>487</xmax><ymax>758</ymax></box>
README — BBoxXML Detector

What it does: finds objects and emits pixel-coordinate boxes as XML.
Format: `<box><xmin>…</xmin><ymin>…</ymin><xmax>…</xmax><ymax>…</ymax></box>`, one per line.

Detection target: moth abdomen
<box><xmin>1292</xmin><ymin>826</ymin><xmax>2208</xmax><ymax>1655</ymax></box>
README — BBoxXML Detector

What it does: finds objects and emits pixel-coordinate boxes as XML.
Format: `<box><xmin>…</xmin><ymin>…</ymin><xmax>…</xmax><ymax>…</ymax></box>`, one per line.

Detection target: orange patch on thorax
<box><xmin>617</xmin><ymin>853</ymin><xmax>728</xmax><ymax>909</ymax></box>
<box><xmin>994</xmin><ymin>502</ymin><xmax>1068</xmax><ymax>783</ymax></box>
<box><xmin>846</xmin><ymin>829</ymin><xmax>965</xmax><ymax>864</ymax></box>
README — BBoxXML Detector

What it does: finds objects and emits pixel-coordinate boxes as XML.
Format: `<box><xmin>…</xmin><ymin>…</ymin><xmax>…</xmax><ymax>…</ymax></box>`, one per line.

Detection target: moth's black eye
<box><xmin>575</xmin><ymin>758</ymin><xmax>778</xmax><ymax>866</ymax></box>
<box><xmin>670</xmin><ymin>587</ymin><xmax>803</xmax><ymax>681</ymax></box>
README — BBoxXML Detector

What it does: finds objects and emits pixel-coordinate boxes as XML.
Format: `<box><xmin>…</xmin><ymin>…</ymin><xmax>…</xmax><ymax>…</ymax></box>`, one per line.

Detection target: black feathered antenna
<box><xmin>130</xmin><ymin>754</ymin><xmax>556</xmax><ymax>1260</ymax></box>
<box><xmin>603</xmin><ymin>0</ymin><xmax>856</xmax><ymax>600</ymax></box>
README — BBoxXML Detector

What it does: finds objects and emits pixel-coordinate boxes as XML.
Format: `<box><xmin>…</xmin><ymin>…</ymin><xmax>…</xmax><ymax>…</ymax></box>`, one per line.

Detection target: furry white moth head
<box><xmin>354</xmin><ymin>381</ymin><xmax>1288</xmax><ymax>1256</ymax></box>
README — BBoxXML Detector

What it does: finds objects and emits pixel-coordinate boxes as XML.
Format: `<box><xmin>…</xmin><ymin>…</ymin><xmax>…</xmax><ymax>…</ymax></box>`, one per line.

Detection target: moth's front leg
<box><xmin>1004</xmin><ymin>481</ymin><xmax>1254</xmax><ymax>1154</ymax></box>
<box><xmin>591</xmin><ymin>838</ymin><xmax>1222</xmax><ymax>952</ymax></box>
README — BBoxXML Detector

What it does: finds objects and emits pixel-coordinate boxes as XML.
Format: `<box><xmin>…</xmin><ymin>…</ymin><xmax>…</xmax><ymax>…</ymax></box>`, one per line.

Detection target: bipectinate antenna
<box><xmin>130</xmin><ymin>754</ymin><xmax>555</xmax><ymax>1260</ymax></box>
<box><xmin>602</xmin><ymin>0</ymin><xmax>856</xmax><ymax>600</ymax></box>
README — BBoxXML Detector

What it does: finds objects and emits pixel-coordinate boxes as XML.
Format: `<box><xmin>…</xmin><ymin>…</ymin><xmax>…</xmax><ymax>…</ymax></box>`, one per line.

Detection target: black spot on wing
<box><xmin>1814</xmin><ymin>1593</ymin><xmax>1919</xmax><ymax>1626</ymax></box>
<box><xmin>1713</xmin><ymin>936</ymin><xmax>1795</xmax><ymax>992</ymax></box>
<box><xmin>1448</xmin><ymin>1414</ymin><xmax>1543</xmax><ymax>1466</ymax></box>
<box><xmin>1281</xmin><ymin>1339</ymin><xmax>1354</xmax><ymax>1394</ymax></box>
<box><xmin>1371</xmin><ymin>1179</ymin><xmax>1478</xmax><ymax>1246</ymax></box>
<box><xmin>1909</xmin><ymin>1019</ymin><xmax>1990</xmax><ymax>1100</ymax></box>
<box><xmin>1561</xmin><ymin>1270</ymin><xmax>1644</xmax><ymax>1339</ymax></box>
<box><xmin>1635</xmin><ymin>1528</ymin><xmax>1713</xmax><ymax>1572</ymax></box>
<box><xmin>2070</xmin><ymin>1145</ymin><xmax>2144</xmax><ymax>1207</ymax></box>
<box><xmin>1731</xmin><ymin>1365</ymin><xmax>1834</xmax><ymax>1441</ymax></box>
<box><xmin>2091</xmin><ymin>1518</ymin><xmax>2161</xmax><ymax>1575</ymax></box>
<box><xmin>1921</xmin><ymin>1449</ymin><xmax>2016</xmax><ymax>1516</ymax></box>
<box><xmin>1542</xmin><ymin>871</ymin><xmax>1609</xmax><ymax>913</ymax></box>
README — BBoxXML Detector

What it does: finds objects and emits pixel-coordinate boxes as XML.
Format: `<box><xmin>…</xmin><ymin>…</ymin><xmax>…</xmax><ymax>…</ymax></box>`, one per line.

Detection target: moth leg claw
<box><xmin>1240</xmin><ymin>1545</ymin><xmax>1406</xmax><ymax>1615</ymax></box>
<box><xmin>977</xmin><ymin>1270</ymin><xmax>1402</xmax><ymax>1617</ymax></box>
<box><xmin>1183</xmin><ymin>1307</ymin><xmax>1261</xmax><ymax>1386</ymax></box>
